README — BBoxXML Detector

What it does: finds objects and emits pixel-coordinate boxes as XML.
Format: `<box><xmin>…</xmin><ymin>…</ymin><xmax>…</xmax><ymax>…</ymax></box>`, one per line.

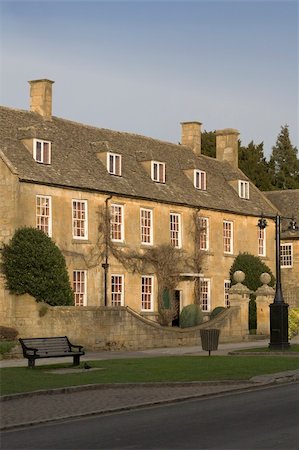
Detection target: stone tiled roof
<box><xmin>0</xmin><ymin>105</ymin><xmax>278</xmax><ymax>217</ymax></box>
<box><xmin>264</xmin><ymin>190</ymin><xmax>299</xmax><ymax>239</ymax></box>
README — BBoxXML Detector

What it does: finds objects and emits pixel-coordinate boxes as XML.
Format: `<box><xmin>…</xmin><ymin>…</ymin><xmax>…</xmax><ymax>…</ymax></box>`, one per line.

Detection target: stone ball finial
<box><xmin>233</xmin><ymin>271</ymin><xmax>245</xmax><ymax>283</ymax></box>
<box><xmin>260</xmin><ymin>272</ymin><xmax>271</xmax><ymax>285</ymax></box>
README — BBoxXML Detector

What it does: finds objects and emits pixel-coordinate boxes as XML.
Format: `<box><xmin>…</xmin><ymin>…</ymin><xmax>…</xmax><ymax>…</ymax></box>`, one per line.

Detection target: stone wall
<box><xmin>3</xmin><ymin>294</ymin><xmax>251</xmax><ymax>351</ymax></box>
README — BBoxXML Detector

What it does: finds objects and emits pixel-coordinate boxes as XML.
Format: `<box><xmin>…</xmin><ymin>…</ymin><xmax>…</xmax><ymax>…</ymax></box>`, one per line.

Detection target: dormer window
<box><xmin>194</xmin><ymin>170</ymin><xmax>206</xmax><ymax>190</ymax></box>
<box><xmin>33</xmin><ymin>139</ymin><xmax>51</xmax><ymax>164</ymax></box>
<box><xmin>151</xmin><ymin>161</ymin><xmax>165</xmax><ymax>183</ymax></box>
<box><xmin>238</xmin><ymin>180</ymin><xmax>249</xmax><ymax>199</ymax></box>
<box><xmin>107</xmin><ymin>152</ymin><xmax>122</xmax><ymax>176</ymax></box>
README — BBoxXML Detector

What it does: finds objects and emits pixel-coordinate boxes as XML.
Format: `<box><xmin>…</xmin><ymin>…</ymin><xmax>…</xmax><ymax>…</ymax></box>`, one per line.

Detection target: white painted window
<box><xmin>151</xmin><ymin>161</ymin><xmax>165</xmax><ymax>183</ymax></box>
<box><xmin>33</xmin><ymin>139</ymin><xmax>51</xmax><ymax>164</ymax></box>
<box><xmin>194</xmin><ymin>170</ymin><xmax>207</xmax><ymax>190</ymax></box>
<box><xmin>223</xmin><ymin>221</ymin><xmax>233</xmax><ymax>254</ymax></box>
<box><xmin>170</xmin><ymin>213</ymin><xmax>181</xmax><ymax>248</ymax></box>
<box><xmin>36</xmin><ymin>195</ymin><xmax>52</xmax><ymax>237</ymax></box>
<box><xmin>238</xmin><ymin>180</ymin><xmax>250</xmax><ymax>199</ymax></box>
<box><xmin>111</xmin><ymin>274</ymin><xmax>124</xmax><ymax>306</ymax></box>
<box><xmin>199</xmin><ymin>217</ymin><xmax>209</xmax><ymax>251</ymax></box>
<box><xmin>110</xmin><ymin>204</ymin><xmax>124</xmax><ymax>242</ymax></box>
<box><xmin>107</xmin><ymin>152</ymin><xmax>122</xmax><ymax>176</ymax></box>
<box><xmin>224</xmin><ymin>279</ymin><xmax>231</xmax><ymax>307</ymax></box>
<box><xmin>258</xmin><ymin>227</ymin><xmax>266</xmax><ymax>257</ymax></box>
<box><xmin>140</xmin><ymin>208</ymin><xmax>153</xmax><ymax>245</ymax></box>
<box><xmin>73</xmin><ymin>270</ymin><xmax>87</xmax><ymax>306</ymax></box>
<box><xmin>141</xmin><ymin>275</ymin><xmax>154</xmax><ymax>311</ymax></box>
<box><xmin>280</xmin><ymin>244</ymin><xmax>293</xmax><ymax>268</ymax></box>
<box><xmin>72</xmin><ymin>200</ymin><xmax>88</xmax><ymax>239</ymax></box>
<box><xmin>200</xmin><ymin>278</ymin><xmax>211</xmax><ymax>312</ymax></box>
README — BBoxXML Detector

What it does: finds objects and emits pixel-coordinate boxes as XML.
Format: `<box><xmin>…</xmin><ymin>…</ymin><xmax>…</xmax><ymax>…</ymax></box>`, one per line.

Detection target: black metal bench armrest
<box><xmin>19</xmin><ymin>339</ymin><xmax>38</xmax><ymax>356</ymax></box>
<box><xmin>66</xmin><ymin>338</ymin><xmax>84</xmax><ymax>352</ymax></box>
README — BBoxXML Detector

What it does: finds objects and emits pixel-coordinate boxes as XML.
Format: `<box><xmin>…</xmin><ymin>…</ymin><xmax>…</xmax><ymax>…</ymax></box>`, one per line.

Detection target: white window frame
<box><xmin>141</xmin><ymin>275</ymin><xmax>154</xmax><ymax>311</ymax></box>
<box><xmin>111</xmin><ymin>274</ymin><xmax>124</xmax><ymax>306</ymax></box>
<box><xmin>73</xmin><ymin>270</ymin><xmax>87</xmax><ymax>306</ymax></box>
<box><xmin>107</xmin><ymin>152</ymin><xmax>122</xmax><ymax>176</ymax></box>
<box><xmin>199</xmin><ymin>217</ymin><xmax>209</xmax><ymax>251</ymax></box>
<box><xmin>72</xmin><ymin>200</ymin><xmax>88</xmax><ymax>240</ymax></box>
<box><xmin>258</xmin><ymin>227</ymin><xmax>266</xmax><ymax>257</ymax></box>
<box><xmin>110</xmin><ymin>204</ymin><xmax>124</xmax><ymax>242</ymax></box>
<box><xmin>170</xmin><ymin>213</ymin><xmax>182</xmax><ymax>248</ymax></box>
<box><xmin>33</xmin><ymin>139</ymin><xmax>51</xmax><ymax>164</ymax></box>
<box><xmin>224</xmin><ymin>279</ymin><xmax>231</xmax><ymax>307</ymax></box>
<box><xmin>151</xmin><ymin>161</ymin><xmax>165</xmax><ymax>183</ymax></box>
<box><xmin>140</xmin><ymin>208</ymin><xmax>153</xmax><ymax>245</ymax></box>
<box><xmin>238</xmin><ymin>180</ymin><xmax>250</xmax><ymax>199</ymax></box>
<box><xmin>200</xmin><ymin>278</ymin><xmax>211</xmax><ymax>312</ymax></box>
<box><xmin>280</xmin><ymin>243</ymin><xmax>293</xmax><ymax>268</ymax></box>
<box><xmin>194</xmin><ymin>170</ymin><xmax>207</xmax><ymax>190</ymax></box>
<box><xmin>36</xmin><ymin>195</ymin><xmax>52</xmax><ymax>237</ymax></box>
<box><xmin>223</xmin><ymin>220</ymin><xmax>233</xmax><ymax>254</ymax></box>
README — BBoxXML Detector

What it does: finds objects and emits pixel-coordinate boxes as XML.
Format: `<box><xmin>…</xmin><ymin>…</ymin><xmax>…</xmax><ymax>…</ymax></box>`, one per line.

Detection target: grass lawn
<box><xmin>1</xmin><ymin>355</ymin><xmax>299</xmax><ymax>396</ymax></box>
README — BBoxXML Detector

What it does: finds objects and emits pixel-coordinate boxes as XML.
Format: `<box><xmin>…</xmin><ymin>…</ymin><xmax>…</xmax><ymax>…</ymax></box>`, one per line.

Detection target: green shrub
<box><xmin>0</xmin><ymin>341</ymin><xmax>17</xmax><ymax>355</ymax></box>
<box><xmin>289</xmin><ymin>308</ymin><xmax>299</xmax><ymax>339</ymax></box>
<box><xmin>1</xmin><ymin>227</ymin><xmax>74</xmax><ymax>306</ymax></box>
<box><xmin>230</xmin><ymin>253</ymin><xmax>275</xmax><ymax>330</ymax></box>
<box><xmin>210</xmin><ymin>306</ymin><xmax>225</xmax><ymax>320</ymax></box>
<box><xmin>180</xmin><ymin>304</ymin><xmax>203</xmax><ymax>328</ymax></box>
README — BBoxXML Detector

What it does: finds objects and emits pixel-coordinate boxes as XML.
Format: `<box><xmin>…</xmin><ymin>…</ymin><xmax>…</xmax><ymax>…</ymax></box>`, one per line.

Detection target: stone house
<box><xmin>264</xmin><ymin>190</ymin><xmax>299</xmax><ymax>308</ymax></box>
<box><xmin>0</xmin><ymin>79</ymin><xmax>279</xmax><ymax>325</ymax></box>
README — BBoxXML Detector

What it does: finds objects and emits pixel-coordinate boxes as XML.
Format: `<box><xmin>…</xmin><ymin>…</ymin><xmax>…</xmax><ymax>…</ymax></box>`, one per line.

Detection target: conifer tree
<box><xmin>239</xmin><ymin>141</ymin><xmax>274</xmax><ymax>191</ymax></box>
<box><xmin>201</xmin><ymin>130</ymin><xmax>216</xmax><ymax>158</ymax></box>
<box><xmin>269</xmin><ymin>125</ymin><xmax>299</xmax><ymax>189</ymax></box>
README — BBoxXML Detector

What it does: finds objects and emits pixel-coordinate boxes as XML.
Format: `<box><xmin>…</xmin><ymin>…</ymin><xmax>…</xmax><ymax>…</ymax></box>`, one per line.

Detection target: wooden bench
<box><xmin>19</xmin><ymin>336</ymin><xmax>85</xmax><ymax>368</ymax></box>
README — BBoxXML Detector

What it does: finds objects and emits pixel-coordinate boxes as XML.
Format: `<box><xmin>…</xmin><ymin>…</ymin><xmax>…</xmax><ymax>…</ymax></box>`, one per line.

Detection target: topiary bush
<box><xmin>210</xmin><ymin>306</ymin><xmax>225</xmax><ymax>320</ymax></box>
<box><xmin>230</xmin><ymin>253</ymin><xmax>275</xmax><ymax>331</ymax></box>
<box><xmin>180</xmin><ymin>304</ymin><xmax>203</xmax><ymax>328</ymax></box>
<box><xmin>1</xmin><ymin>227</ymin><xmax>74</xmax><ymax>306</ymax></box>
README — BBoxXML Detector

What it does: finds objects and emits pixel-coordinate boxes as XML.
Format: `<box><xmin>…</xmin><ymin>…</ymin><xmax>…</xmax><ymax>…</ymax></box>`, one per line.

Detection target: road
<box><xmin>2</xmin><ymin>383</ymin><xmax>299</xmax><ymax>450</ymax></box>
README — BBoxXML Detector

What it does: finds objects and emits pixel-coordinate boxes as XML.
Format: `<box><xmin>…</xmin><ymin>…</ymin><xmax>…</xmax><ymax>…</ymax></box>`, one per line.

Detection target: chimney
<box><xmin>181</xmin><ymin>121</ymin><xmax>202</xmax><ymax>155</ymax></box>
<box><xmin>216</xmin><ymin>128</ymin><xmax>239</xmax><ymax>168</ymax></box>
<box><xmin>29</xmin><ymin>79</ymin><xmax>54</xmax><ymax>118</ymax></box>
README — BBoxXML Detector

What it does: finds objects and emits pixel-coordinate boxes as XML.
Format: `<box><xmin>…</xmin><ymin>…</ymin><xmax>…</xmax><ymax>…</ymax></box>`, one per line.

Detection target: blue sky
<box><xmin>0</xmin><ymin>1</ymin><xmax>298</xmax><ymax>158</ymax></box>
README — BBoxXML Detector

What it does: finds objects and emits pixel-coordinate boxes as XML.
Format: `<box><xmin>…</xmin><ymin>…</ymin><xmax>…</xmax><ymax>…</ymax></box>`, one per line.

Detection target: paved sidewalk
<box><xmin>1</xmin><ymin>338</ymin><xmax>298</xmax><ymax>430</ymax></box>
<box><xmin>0</xmin><ymin>338</ymin><xmax>276</xmax><ymax>368</ymax></box>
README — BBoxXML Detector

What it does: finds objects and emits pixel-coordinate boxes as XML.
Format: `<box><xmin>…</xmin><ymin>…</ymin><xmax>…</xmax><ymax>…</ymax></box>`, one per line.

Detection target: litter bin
<box><xmin>200</xmin><ymin>329</ymin><xmax>220</xmax><ymax>356</ymax></box>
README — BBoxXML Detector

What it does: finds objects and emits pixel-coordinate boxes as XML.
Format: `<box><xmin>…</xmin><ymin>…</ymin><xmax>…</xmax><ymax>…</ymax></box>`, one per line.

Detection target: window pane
<box><xmin>73</xmin><ymin>270</ymin><xmax>86</xmax><ymax>306</ymax></box>
<box><xmin>73</xmin><ymin>200</ymin><xmax>87</xmax><ymax>238</ymax></box>
<box><xmin>36</xmin><ymin>195</ymin><xmax>51</xmax><ymax>236</ymax></box>
<box><xmin>142</xmin><ymin>276</ymin><xmax>153</xmax><ymax>310</ymax></box>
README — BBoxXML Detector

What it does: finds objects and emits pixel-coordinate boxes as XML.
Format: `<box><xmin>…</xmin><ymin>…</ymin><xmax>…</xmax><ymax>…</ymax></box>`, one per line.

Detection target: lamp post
<box><xmin>258</xmin><ymin>214</ymin><xmax>290</xmax><ymax>349</ymax></box>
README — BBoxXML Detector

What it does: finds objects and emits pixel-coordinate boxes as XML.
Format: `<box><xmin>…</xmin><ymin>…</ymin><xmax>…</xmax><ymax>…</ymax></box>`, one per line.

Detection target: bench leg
<box><xmin>28</xmin><ymin>358</ymin><xmax>35</xmax><ymax>368</ymax></box>
<box><xmin>73</xmin><ymin>355</ymin><xmax>80</xmax><ymax>366</ymax></box>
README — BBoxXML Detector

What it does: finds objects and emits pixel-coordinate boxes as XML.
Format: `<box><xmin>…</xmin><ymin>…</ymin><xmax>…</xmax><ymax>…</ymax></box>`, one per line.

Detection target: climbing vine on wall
<box><xmin>71</xmin><ymin>204</ymin><xmax>206</xmax><ymax>325</ymax></box>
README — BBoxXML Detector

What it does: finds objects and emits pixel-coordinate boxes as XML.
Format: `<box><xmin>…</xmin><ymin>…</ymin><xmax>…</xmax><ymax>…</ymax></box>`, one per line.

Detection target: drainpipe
<box><xmin>102</xmin><ymin>195</ymin><xmax>112</xmax><ymax>306</ymax></box>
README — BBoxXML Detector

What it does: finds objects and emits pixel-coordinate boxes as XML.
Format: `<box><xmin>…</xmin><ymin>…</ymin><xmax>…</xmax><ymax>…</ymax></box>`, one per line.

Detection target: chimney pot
<box><xmin>181</xmin><ymin>121</ymin><xmax>202</xmax><ymax>156</ymax></box>
<box><xmin>28</xmin><ymin>79</ymin><xmax>54</xmax><ymax>118</ymax></box>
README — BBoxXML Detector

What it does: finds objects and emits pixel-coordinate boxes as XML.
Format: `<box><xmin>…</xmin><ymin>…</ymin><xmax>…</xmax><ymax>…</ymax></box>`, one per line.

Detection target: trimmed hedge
<box><xmin>1</xmin><ymin>227</ymin><xmax>74</xmax><ymax>306</ymax></box>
